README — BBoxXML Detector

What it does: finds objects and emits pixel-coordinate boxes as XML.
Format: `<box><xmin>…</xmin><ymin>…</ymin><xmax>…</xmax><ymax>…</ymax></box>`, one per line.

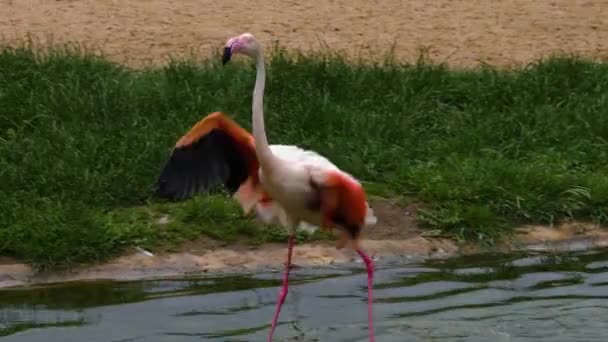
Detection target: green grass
<box><xmin>1</xmin><ymin>44</ymin><xmax>608</xmax><ymax>267</ymax></box>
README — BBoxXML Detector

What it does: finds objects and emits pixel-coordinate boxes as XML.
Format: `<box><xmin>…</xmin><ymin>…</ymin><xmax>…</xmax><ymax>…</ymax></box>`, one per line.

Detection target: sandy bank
<box><xmin>1</xmin><ymin>1</ymin><xmax>608</xmax><ymax>68</ymax></box>
<box><xmin>2</xmin><ymin>220</ymin><xmax>607</xmax><ymax>289</ymax></box>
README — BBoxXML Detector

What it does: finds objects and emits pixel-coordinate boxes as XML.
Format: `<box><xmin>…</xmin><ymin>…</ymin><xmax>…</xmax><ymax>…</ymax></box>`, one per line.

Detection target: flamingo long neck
<box><xmin>252</xmin><ymin>48</ymin><xmax>279</xmax><ymax>171</ymax></box>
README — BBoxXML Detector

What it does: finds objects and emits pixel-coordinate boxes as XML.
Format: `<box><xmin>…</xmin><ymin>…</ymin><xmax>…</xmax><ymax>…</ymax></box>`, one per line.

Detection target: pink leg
<box><xmin>267</xmin><ymin>233</ymin><xmax>295</xmax><ymax>342</ymax></box>
<box><xmin>357</xmin><ymin>248</ymin><xmax>375</xmax><ymax>342</ymax></box>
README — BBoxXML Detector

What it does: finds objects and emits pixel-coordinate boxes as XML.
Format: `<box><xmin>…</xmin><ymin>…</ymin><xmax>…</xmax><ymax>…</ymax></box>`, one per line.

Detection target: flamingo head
<box><xmin>222</xmin><ymin>32</ymin><xmax>260</xmax><ymax>65</ymax></box>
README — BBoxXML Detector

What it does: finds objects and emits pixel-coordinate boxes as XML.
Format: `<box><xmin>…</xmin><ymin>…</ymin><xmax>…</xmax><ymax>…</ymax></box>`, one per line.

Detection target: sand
<box><xmin>1</xmin><ymin>0</ymin><xmax>608</xmax><ymax>67</ymax></box>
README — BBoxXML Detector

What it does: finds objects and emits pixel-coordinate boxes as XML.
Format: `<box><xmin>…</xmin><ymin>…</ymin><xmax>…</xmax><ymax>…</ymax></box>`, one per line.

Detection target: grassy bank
<box><xmin>1</xmin><ymin>45</ymin><xmax>608</xmax><ymax>267</ymax></box>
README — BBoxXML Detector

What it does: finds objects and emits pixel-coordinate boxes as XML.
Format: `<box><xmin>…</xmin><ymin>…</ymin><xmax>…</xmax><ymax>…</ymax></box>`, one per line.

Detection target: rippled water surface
<box><xmin>2</xmin><ymin>249</ymin><xmax>608</xmax><ymax>341</ymax></box>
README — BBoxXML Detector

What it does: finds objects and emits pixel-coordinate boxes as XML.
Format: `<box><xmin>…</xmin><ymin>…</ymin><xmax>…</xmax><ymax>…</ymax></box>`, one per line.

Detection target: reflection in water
<box><xmin>1</xmin><ymin>249</ymin><xmax>608</xmax><ymax>341</ymax></box>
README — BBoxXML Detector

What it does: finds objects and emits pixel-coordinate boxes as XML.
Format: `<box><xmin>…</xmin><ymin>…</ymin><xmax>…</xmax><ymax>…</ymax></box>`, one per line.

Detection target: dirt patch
<box><xmin>1</xmin><ymin>1</ymin><xmax>608</xmax><ymax>68</ymax></box>
<box><xmin>362</xmin><ymin>197</ymin><xmax>421</xmax><ymax>240</ymax></box>
<box><xmin>2</xmin><ymin>197</ymin><xmax>608</xmax><ymax>289</ymax></box>
<box><xmin>157</xmin><ymin>198</ymin><xmax>457</xmax><ymax>265</ymax></box>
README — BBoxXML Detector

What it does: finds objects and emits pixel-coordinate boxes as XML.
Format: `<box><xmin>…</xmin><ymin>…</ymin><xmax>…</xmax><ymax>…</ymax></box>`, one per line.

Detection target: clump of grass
<box><xmin>1</xmin><ymin>44</ymin><xmax>608</xmax><ymax>267</ymax></box>
<box><xmin>103</xmin><ymin>195</ymin><xmax>333</xmax><ymax>251</ymax></box>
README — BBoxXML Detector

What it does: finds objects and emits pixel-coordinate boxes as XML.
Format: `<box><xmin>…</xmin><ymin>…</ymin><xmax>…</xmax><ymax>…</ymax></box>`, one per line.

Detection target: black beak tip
<box><xmin>222</xmin><ymin>47</ymin><xmax>232</xmax><ymax>65</ymax></box>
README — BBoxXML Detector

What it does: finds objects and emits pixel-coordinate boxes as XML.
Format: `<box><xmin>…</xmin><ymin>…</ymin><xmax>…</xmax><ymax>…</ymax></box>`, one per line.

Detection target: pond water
<box><xmin>1</xmin><ymin>249</ymin><xmax>608</xmax><ymax>341</ymax></box>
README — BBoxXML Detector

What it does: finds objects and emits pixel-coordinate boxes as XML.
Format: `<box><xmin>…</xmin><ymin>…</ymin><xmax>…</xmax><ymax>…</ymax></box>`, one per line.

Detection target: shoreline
<box><xmin>2</xmin><ymin>221</ymin><xmax>607</xmax><ymax>289</ymax></box>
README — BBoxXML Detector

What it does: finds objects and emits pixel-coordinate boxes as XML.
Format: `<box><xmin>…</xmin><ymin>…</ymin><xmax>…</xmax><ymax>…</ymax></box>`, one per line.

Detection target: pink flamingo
<box><xmin>154</xmin><ymin>32</ymin><xmax>376</xmax><ymax>342</ymax></box>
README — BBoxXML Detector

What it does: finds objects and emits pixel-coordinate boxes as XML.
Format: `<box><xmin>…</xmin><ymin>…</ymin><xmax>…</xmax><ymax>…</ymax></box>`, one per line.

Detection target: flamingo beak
<box><xmin>222</xmin><ymin>47</ymin><xmax>232</xmax><ymax>65</ymax></box>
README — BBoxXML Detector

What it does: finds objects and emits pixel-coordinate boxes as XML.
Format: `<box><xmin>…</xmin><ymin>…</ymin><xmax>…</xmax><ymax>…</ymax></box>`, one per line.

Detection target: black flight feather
<box><xmin>153</xmin><ymin>129</ymin><xmax>250</xmax><ymax>201</ymax></box>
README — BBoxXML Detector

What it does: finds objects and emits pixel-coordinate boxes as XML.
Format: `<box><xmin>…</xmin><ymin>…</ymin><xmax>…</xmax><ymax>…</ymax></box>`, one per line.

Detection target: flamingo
<box><xmin>153</xmin><ymin>32</ymin><xmax>377</xmax><ymax>342</ymax></box>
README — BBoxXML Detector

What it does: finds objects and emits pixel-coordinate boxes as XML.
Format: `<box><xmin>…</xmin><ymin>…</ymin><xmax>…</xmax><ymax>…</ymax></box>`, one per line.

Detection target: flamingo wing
<box><xmin>153</xmin><ymin>112</ymin><xmax>260</xmax><ymax>203</ymax></box>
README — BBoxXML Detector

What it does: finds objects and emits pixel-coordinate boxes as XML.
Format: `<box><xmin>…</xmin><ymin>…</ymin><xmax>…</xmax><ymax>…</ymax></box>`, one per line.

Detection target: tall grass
<box><xmin>1</xmin><ymin>45</ymin><xmax>608</xmax><ymax>267</ymax></box>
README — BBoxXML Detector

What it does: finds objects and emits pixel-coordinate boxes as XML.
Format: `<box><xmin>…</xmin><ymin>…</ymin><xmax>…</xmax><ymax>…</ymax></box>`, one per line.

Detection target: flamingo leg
<box><xmin>356</xmin><ymin>248</ymin><xmax>375</xmax><ymax>342</ymax></box>
<box><xmin>267</xmin><ymin>233</ymin><xmax>295</xmax><ymax>342</ymax></box>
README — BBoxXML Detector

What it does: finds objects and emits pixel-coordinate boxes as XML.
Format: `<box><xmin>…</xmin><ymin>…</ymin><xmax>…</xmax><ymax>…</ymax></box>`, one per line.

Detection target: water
<box><xmin>2</xmin><ymin>249</ymin><xmax>608</xmax><ymax>341</ymax></box>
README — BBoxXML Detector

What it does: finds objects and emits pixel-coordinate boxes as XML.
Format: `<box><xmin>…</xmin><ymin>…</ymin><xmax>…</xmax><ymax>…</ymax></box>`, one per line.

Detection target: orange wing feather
<box><xmin>318</xmin><ymin>171</ymin><xmax>369</xmax><ymax>249</ymax></box>
<box><xmin>176</xmin><ymin>111</ymin><xmax>258</xmax><ymax>176</ymax></box>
